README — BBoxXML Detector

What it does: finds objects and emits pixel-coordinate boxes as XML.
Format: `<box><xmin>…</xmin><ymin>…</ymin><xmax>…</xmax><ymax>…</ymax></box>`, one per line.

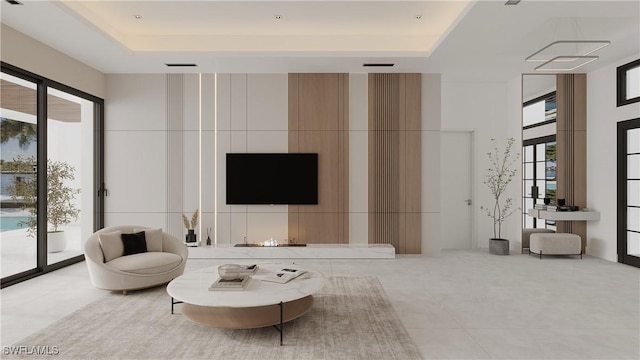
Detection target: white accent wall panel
<box><xmin>422</xmin><ymin>74</ymin><xmax>441</xmax><ymax>255</ymax></box>
<box><xmin>349</xmin><ymin>73</ymin><xmax>368</xmax><ymax>244</ymax></box>
<box><xmin>247</xmin><ymin>75</ymin><xmax>288</xmax><ymax>131</ymax></box>
<box><xmin>105</xmin><ymin>75</ymin><xmax>166</xmax><ymax>131</ymax></box>
<box><xmin>104</xmin><ymin>75</ymin><xmax>167</xmax><ymax>229</ymax></box>
<box><xmin>215</xmin><ymin>74</ymin><xmax>289</xmax><ymax>245</ymax></box>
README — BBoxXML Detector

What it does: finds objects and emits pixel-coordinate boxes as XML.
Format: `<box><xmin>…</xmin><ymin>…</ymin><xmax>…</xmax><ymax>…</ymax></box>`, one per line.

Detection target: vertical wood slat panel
<box><xmin>167</xmin><ymin>74</ymin><xmax>184</xmax><ymax>240</ymax></box>
<box><xmin>288</xmin><ymin>74</ymin><xmax>349</xmax><ymax>244</ymax></box>
<box><xmin>368</xmin><ymin>73</ymin><xmax>421</xmax><ymax>254</ymax></box>
<box><xmin>556</xmin><ymin>74</ymin><xmax>587</xmax><ymax>251</ymax></box>
<box><xmin>368</xmin><ymin>74</ymin><xmax>376</xmax><ymax>246</ymax></box>
<box><xmin>338</xmin><ymin>74</ymin><xmax>350</xmax><ymax>244</ymax></box>
<box><xmin>399</xmin><ymin>74</ymin><xmax>407</xmax><ymax>253</ymax></box>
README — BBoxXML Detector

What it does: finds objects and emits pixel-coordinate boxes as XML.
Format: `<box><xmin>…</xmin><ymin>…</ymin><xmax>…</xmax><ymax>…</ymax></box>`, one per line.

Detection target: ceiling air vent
<box><xmin>165</xmin><ymin>63</ymin><xmax>198</xmax><ymax>67</ymax></box>
<box><xmin>504</xmin><ymin>0</ymin><xmax>521</xmax><ymax>5</ymax></box>
<box><xmin>363</xmin><ymin>63</ymin><xmax>395</xmax><ymax>67</ymax></box>
<box><xmin>5</xmin><ymin>0</ymin><xmax>24</xmax><ymax>5</ymax></box>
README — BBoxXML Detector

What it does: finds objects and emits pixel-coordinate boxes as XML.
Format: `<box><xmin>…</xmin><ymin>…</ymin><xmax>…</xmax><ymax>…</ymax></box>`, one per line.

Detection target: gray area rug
<box><xmin>10</xmin><ymin>277</ymin><xmax>422</xmax><ymax>360</ymax></box>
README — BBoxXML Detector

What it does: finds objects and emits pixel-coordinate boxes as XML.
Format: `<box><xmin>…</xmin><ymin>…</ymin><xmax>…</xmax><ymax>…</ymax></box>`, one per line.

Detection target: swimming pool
<box><xmin>0</xmin><ymin>217</ymin><xmax>31</xmax><ymax>232</ymax></box>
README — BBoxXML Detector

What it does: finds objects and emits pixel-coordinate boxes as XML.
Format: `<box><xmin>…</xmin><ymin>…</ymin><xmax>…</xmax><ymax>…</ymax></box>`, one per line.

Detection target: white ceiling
<box><xmin>1</xmin><ymin>0</ymin><xmax>638</xmax><ymax>80</ymax></box>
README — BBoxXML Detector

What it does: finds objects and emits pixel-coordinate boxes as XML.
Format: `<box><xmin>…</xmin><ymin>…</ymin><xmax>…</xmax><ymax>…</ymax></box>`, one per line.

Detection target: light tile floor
<box><xmin>1</xmin><ymin>250</ymin><xmax>639</xmax><ymax>359</ymax></box>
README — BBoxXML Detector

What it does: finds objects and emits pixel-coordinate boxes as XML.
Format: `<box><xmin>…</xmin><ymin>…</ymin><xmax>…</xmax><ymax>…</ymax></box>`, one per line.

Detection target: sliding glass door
<box><xmin>618</xmin><ymin>118</ymin><xmax>640</xmax><ymax>268</ymax></box>
<box><xmin>0</xmin><ymin>63</ymin><xmax>104</xmax><ymax>287</ymax></box>
<box><xmin>0</xmin><ymin>72</ymin><xmax>39</xmax><ymax>278</ymax></box>
<box><xmin>46</xmin><ymin>86</ymin><xmax>95</xmax><ymax>265</ymax></box>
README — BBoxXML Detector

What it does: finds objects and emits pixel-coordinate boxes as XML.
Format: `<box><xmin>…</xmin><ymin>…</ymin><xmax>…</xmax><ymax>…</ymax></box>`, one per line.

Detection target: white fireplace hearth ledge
<box><xmin>188</xmin><ymin>243</ymin><xmax>395</xmax><ymax>259</ymax></box>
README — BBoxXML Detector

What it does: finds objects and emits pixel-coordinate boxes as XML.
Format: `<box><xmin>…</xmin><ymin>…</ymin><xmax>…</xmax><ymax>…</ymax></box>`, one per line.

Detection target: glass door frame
<box><xmin>618</xmin><ymin>117</ymin><xmax>640</xmax><ymax>268</ymax></box>
<box><xmin>1</xmin><ymin>62</ymin><xmax>104</xmax><ymax>287</ymax></box>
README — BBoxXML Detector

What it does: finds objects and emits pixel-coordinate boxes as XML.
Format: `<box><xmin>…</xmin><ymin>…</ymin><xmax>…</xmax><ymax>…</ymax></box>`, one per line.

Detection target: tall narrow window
<box><xmin>522</xmin><ymin>91</ymin><xmax>556</xmax><ymax>230</ymax></box>
<box><xmin>617</xmin><ymin>59</ymin><xmax>640</xmax><ymax>107</ymax></box>
<box><xmin>618</xmin><ymin>118</ymin><xmax>640</xmax><ymax>268</ymax></box>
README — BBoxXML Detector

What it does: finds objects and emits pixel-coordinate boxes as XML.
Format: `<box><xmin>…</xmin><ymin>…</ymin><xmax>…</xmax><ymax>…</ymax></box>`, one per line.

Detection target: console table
<box><xmin>527</xmin><ymin>209</ymin><xmax>600</xmax><ymax>221</ymax></box>
<box><xmin>187</xmin><ymin>243</ymin><xmax>395</xmax><ymax>259</ymax></box>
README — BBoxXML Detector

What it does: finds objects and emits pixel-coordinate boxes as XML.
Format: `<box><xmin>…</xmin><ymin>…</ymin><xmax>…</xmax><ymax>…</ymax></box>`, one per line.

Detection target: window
<box><xmin>522</xmin><ymin>90</ymin><xmax>557</xmax><ymax>230</ymax></box>
<box><xmin>618</xmin><ymin>118</ymin><xmax>640</xmax><ymax>268</ymax></box>
<box><xmin>522</xmin><ymin>137</ymin><xmax>556</xmax><ymax>230</ymax></box>
<box><xmin>523</xmin><ymin>92</ymin><xmax>556</xmax><ymax>129</ymax></box>
<box><xmin>617</xmin><ymin>59</ymin><xmax>640</xmax><ymax>107</ymax></box>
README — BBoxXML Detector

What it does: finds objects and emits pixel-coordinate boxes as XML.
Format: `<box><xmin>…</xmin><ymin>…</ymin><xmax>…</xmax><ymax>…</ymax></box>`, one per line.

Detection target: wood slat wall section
<box><xmin>166</xmin><ymin>74</ymin><xmax>185</xmax><ymax>240</ymax></box>
<box><xmin>556</xmin><ymin>74</ymin><xmax>587</xmax><ymax>251</ymax></box>
<box><xmin>368</xmin><ymin>73</ymin><xmax>422</xmax><ymax>254</ymax></box>
<box><xmin>288</xmin><ymin>74</ymin><xmax>349</xmax><ymax>244</ymax></box>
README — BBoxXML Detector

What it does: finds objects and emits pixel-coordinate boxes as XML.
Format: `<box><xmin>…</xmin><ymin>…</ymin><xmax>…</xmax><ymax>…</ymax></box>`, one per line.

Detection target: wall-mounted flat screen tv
<box><xmin>226</xmin><ymin>153</ymin><xmax>318</xmax><ymax>205</ymax></box>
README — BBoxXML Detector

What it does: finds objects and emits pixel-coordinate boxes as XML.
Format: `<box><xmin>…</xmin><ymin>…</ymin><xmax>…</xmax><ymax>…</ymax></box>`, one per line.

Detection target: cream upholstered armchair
<box><xmin>84</xmin><ymin>225</ymin><xmax>188</xmax><ymax>294</ymax></box>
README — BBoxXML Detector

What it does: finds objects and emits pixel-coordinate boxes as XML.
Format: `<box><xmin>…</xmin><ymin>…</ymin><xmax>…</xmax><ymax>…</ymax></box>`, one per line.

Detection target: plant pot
<box><xmin>489</xmin><ymin>238</ymin><xmax>509</xmax><ymax>255</ymax></box>
<box><xmin>48</xmin><ymin>231</ymin><xmax>67</xmax><ymax>253</ymax></box>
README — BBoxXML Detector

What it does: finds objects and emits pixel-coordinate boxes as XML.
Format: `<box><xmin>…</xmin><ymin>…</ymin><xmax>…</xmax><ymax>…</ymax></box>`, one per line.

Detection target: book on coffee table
<box><xmin>209</xmin><ymin>276</ymin><xmax>250</xmax><ymax>291</ymax></box>
<box><xmin>262</xmin><ymin>267</ymin><xmax>307</xmax><ymax>284</ymax></box>
<box><xmin>218</xmin><ymin>264</ymin><xmax>259</xmax><ymax>278</ymax></box>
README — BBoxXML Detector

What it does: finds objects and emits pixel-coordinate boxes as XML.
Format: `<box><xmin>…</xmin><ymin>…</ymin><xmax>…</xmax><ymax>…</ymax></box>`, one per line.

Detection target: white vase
<box><xmin>48</xmin><ymin>231</ymin><xmax>67</xmax><ymax>253</ymax></box>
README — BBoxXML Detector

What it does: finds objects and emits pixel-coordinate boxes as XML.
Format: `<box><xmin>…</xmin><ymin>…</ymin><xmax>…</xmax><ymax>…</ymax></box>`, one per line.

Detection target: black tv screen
<box><xmin>226</xmin><ymin>153</ymin><xmax>318</xmax><ymax>205</ymax></box>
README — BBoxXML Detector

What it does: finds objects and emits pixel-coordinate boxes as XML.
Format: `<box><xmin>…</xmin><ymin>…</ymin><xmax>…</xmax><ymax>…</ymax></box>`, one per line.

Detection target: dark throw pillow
<box><xmin>121</xmin><ymin>231</ymin><xmax>148</xmax><ymax>256</ymax></box>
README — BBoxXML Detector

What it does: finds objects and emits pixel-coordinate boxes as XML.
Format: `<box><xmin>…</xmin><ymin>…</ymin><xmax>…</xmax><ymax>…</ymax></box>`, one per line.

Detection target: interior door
<box><xmin>441</xmin><ymin>131</ymin><xmax>473</xmax><ymax>249</ymax></box>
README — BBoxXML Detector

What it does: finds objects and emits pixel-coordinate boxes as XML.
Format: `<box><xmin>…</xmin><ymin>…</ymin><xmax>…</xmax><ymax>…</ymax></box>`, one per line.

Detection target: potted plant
<box><xmin>481</xmin><ymin>138</ymin><xmax>519</xmax><ymax>255</ymax></box>
<box><xmin>8</xmin><ymin>157</ymin><xmax>81</xmax><ymax>252</ymax></box>
<box><xmin>182</xmin><ymin>209</ymin><xmax>199</xmax><ymax>245</ymax></box>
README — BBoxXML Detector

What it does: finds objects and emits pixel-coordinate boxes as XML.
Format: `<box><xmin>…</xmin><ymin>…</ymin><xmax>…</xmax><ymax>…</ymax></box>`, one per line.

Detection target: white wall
<box><xmin>104</xmin><ymin>74</ymin><xmax>168</xmax><ymax>229</ymax></box>
<box><xmin>422</xmin><ymin>74</ymin><xmax>442</xmax><ymax>255</ymax></box>
<box><xmin>587</xmin><ymin>54</ymin><xmax>640</xmax><ymax>261</ymax></box>
<box><xmin>0</xmin><ymin>24</ymin><xmax>105</xmax><ymax>98</ymax></box>
<box><xmin>215</xmin><ymin>74</ymin><xmax>289</xmax><ymax>244</ymax></box>
<box><xmin>441</xmin><ymin>77</ymin><xmax>522</xmax><ymax>250</ymax></box>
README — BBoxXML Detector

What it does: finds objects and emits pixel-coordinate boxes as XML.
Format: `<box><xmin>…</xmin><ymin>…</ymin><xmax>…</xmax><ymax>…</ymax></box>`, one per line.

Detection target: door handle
<box><xmin>465</xmin><ymin>199</ymin><xmax>472</xmax><ymax>205</ymax></box>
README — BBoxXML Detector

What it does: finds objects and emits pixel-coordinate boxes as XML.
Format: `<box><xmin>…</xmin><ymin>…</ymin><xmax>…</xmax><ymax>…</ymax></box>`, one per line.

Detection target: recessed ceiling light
<box><xmin>274</xmin><ymin>15</ymin><xmax>282</xmax><ymax>20</ymax></box>
<box><xmin>415</xmin><ymin>15</ymin><xmax>422</xmax><ymax>20</ymax></box>
<box><xmin>504</xmin><ymin>0</ymin><xmax>521</xmax><ymax>5</ymax></box>
<box><xmin>133</xmin><ymin>14</ymin><xmax>143</xmax><ymax>20</ymax></box>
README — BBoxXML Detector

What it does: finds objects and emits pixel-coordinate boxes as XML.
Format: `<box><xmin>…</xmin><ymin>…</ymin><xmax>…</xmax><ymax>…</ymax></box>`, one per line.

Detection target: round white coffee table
<box><xmin>167</xmin><ymin>263</ymin><xmax>325</xmax><ymax>331</ymax></box>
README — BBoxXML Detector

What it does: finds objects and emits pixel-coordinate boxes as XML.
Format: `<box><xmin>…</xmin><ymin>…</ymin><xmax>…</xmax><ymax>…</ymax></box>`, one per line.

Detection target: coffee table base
<box><xmin>180</xmin><ymin>295</ymin><xmax>314</xmax><ymax>329</ymax></box>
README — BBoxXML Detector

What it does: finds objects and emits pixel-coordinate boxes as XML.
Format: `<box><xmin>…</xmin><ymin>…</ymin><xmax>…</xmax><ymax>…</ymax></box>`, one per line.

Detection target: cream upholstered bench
<box><xmin>522</xmin><ymin>228</ymin><xmax>555</xmax><ymax>253</ymax></box>
<box><xmin>529</xmin><ymin>233</ymin><xmax>582</xmax><ymax>259</ymax></box>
